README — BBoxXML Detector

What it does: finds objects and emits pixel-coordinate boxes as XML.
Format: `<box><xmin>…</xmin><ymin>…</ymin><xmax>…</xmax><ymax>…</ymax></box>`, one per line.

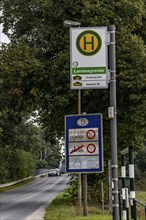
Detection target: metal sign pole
<box><xmin>83</xmin><ymin>173</ymin><xmax>88</xmax><ymax>216</ymax></box>
<box><xmin>65</xmin><ymin>21</ymin><xmax>106</xmax><ymax>217</ymax></box>
<box><xmin>101</xmin><ymin>181</ymin><xmax>104</xmax><ymax>216</ymax></box>
<box><xmin>108</xmin><ymin>160</ymin><xmax>113</xmax><ymax>213</ymax></box>
<box><xmin>78</xmin><ymin>89</ymin><xmax>82</xmax><ymax>215</ymax></box>
<box><xmin>108</xmin><ymin>25</ymin><xmax>119</xmax><ymax>220</ymax></box>
<box><xmin>82</xmin><ymin>112</ymin><xmax>88</xmax><ymax>216</ymax></box>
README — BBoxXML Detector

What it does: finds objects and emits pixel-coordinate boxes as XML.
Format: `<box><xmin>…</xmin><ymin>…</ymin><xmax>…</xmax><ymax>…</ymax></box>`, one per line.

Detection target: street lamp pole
<box><xmin>108</xmin><ymin>25</ymin><xmax>119</xmax><ymax>220</ymax></box>
<box><xmin>63</xmin><ymin>20</ymin><xmax>81</xmax><ymax>28</ymax></box>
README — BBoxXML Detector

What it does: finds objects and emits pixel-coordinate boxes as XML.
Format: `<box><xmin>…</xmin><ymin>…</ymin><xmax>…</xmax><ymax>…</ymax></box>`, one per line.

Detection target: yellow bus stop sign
<box><xmin>70</xmin><ymin>27</ymin><xmax>108</xmax><ymax>89</ymax></box>
<box><xmin>76</xmin><ymin>30</ymin><xmax>102</xmax><ymax>56</ymax></box>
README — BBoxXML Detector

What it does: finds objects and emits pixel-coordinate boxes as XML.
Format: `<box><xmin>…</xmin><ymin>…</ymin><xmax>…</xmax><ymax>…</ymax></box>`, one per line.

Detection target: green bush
<box><xmin>66</xmin><ymin>179</ymin><xmax>78</xmax><ymax>205</ymax></box>
<box><xmin>66</xmin><ymin>174</ymin><xmax>109</xmax><ymax>207</ymax></box>
<box><xmin>36</xmin><ymin>160</ymin><xmax>48</xmax><ymax>169</ymax></box>
<box><xmin>10</xmin><ymin>149</ymin><xmax>37</xmax><ymax>180</ymax></box>
<box><xmin>0</xmin><ymin>145</ymin><xmax>12</xmax><ymax>183</ymax></box>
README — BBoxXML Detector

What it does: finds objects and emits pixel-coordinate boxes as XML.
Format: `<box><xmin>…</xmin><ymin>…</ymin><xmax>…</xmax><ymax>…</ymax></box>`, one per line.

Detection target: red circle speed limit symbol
<box><xmin>87</xmin><ymin>143</ymin><xmax>96</xmax><ymax>153</ymax></box>
<box><xmin>86</xmin><ymin>129</ymin><xmax>96</xmax><ymax>139</ymax></box>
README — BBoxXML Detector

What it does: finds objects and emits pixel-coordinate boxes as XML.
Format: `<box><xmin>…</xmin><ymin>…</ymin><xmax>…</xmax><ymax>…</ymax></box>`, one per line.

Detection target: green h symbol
<box><xmin>84</xmin><ymin>36</ymin><xmax>94</xmax><ymax>50</ymax></box>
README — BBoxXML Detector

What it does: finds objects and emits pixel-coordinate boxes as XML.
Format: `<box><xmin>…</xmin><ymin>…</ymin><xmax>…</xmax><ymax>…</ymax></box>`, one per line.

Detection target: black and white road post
<box><xmin>108</xmin><ymin>25</ymin><xmax>119</xmax><ymax>220</ymax></box>
<box><xmin>121</xmin><ymin>154</ymin><xmax>129</xmax><ymax>220</ymax></box>
<box><xmin>129</xmin><ymin>146</ymin><xmax>136</xmax><ymax>220</ymax></box>
<box><xmin>121</xmin><ymin>146</ymin><xmax>136</xmax><ymax>220</ymax></box>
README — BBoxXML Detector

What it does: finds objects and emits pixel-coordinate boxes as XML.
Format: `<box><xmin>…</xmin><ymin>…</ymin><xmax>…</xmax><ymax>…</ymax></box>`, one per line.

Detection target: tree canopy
<box><xmin>0</xmin><ymin>0</ymin><xmax>146</xmax><ymax>184</ymax></box>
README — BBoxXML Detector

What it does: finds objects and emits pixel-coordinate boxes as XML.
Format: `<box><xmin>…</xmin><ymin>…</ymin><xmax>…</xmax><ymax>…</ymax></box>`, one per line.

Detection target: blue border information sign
<box><xmin>65</xmin><ymin>114</ymin><xmax>103</xmax><ymax>173</ymax></box>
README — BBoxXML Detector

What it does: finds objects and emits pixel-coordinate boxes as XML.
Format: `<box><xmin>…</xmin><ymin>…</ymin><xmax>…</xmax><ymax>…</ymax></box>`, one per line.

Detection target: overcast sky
<box><xmin>0</xmin><ymin>9</ymin><xmax>10</xmax><ymax>44</ymax></box>
<box><xmin>0</xmin><ymin>24</ymin><xmax>10</xmax><ymax>43</ymax></box>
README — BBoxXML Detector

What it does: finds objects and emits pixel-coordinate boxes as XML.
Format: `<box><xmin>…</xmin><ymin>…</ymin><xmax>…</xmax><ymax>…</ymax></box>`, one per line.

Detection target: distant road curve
<box><xmin>0</xmin><ymin>175</ymin><xmax>70</xmax><ymax>220</ymax></box>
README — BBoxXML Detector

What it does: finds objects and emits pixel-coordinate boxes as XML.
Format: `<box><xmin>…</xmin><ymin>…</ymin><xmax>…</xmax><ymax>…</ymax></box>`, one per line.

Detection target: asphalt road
<box><xmin>0</xmin><ymin>175</ymin><xmax>70</xmax><ymax>220</ymax></box>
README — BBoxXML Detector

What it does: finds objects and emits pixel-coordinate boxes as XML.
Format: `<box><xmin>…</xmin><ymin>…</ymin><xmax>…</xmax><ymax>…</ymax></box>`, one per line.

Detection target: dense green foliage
<box><xmin>0</xmin><ymin>111</ymin><xmax>61</xmax><ymax>183</ymax></box>
<box><xmin>0</xmin><ymin>0</ymin><xmax>146</xmax><ymax>197</ymax></box>
<box><xmin>0</xmin><ymin>112</ymin><xmax>38</xmax><ymax>183</ymax></box>
<box><xmin>135</xmin><ymin>148</ymin><xmax>146</xmax><ymax>190</ymax></box>
<box><xmin>1</xmin><ymin>0</ymin><xmax>146</xmax><ymax>146</ymax></box>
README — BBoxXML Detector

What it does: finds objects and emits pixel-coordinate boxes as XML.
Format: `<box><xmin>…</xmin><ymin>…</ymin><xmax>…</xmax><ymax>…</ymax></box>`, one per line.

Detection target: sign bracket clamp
<box><xmin>106</xmin><ymin>31</ymin><xmax>116</xmax><ymax>45</ymax></box>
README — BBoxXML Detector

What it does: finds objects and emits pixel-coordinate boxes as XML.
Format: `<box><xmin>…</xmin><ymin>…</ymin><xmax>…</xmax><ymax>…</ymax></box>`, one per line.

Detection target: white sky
<box><xmin>0</xmin><ymin>9</ymin><xmax>10</xmax><ymax>44</ymax></box>
<box><xmin>0</xmin><ymin>24</ymin><xmax>10</xmax><ymax>43</ymax></box>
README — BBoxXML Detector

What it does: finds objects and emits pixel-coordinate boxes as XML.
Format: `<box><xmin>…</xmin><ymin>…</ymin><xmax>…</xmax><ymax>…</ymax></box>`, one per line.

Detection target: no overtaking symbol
<box><xmin>87</xmin><ymin>143</ymin><xmax>96</xmax><ymax>153</ymax></box>
<box><xmin>86</xmin><ymin>129</ymin><xmax>96</xmax><ymax>139</ymax></box>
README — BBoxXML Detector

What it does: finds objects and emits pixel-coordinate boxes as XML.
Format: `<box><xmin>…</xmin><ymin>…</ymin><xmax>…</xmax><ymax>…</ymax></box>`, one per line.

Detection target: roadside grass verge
<box><xmin>135</xmin><ymin>191</ymin><xmax>146</xmax><ymax>219</ymax></box>
<box><xmin>44</xmin><ymin>191</ymin><xmax>146</xmax><ymax>220</ymax></box>
<box><xmin>44</xmin><ymin>192</ymin><xmax>112</xmax><ymax>220</ymax></box>
<box><xmin>0</xmin><ymin>177</ymin><xmax>35</xmax><ymax>193</ymax></box>
<box><xmin>136</xmin><ymin>191</ymin><xmax>146</xmax><ymax>203</ymax></box>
